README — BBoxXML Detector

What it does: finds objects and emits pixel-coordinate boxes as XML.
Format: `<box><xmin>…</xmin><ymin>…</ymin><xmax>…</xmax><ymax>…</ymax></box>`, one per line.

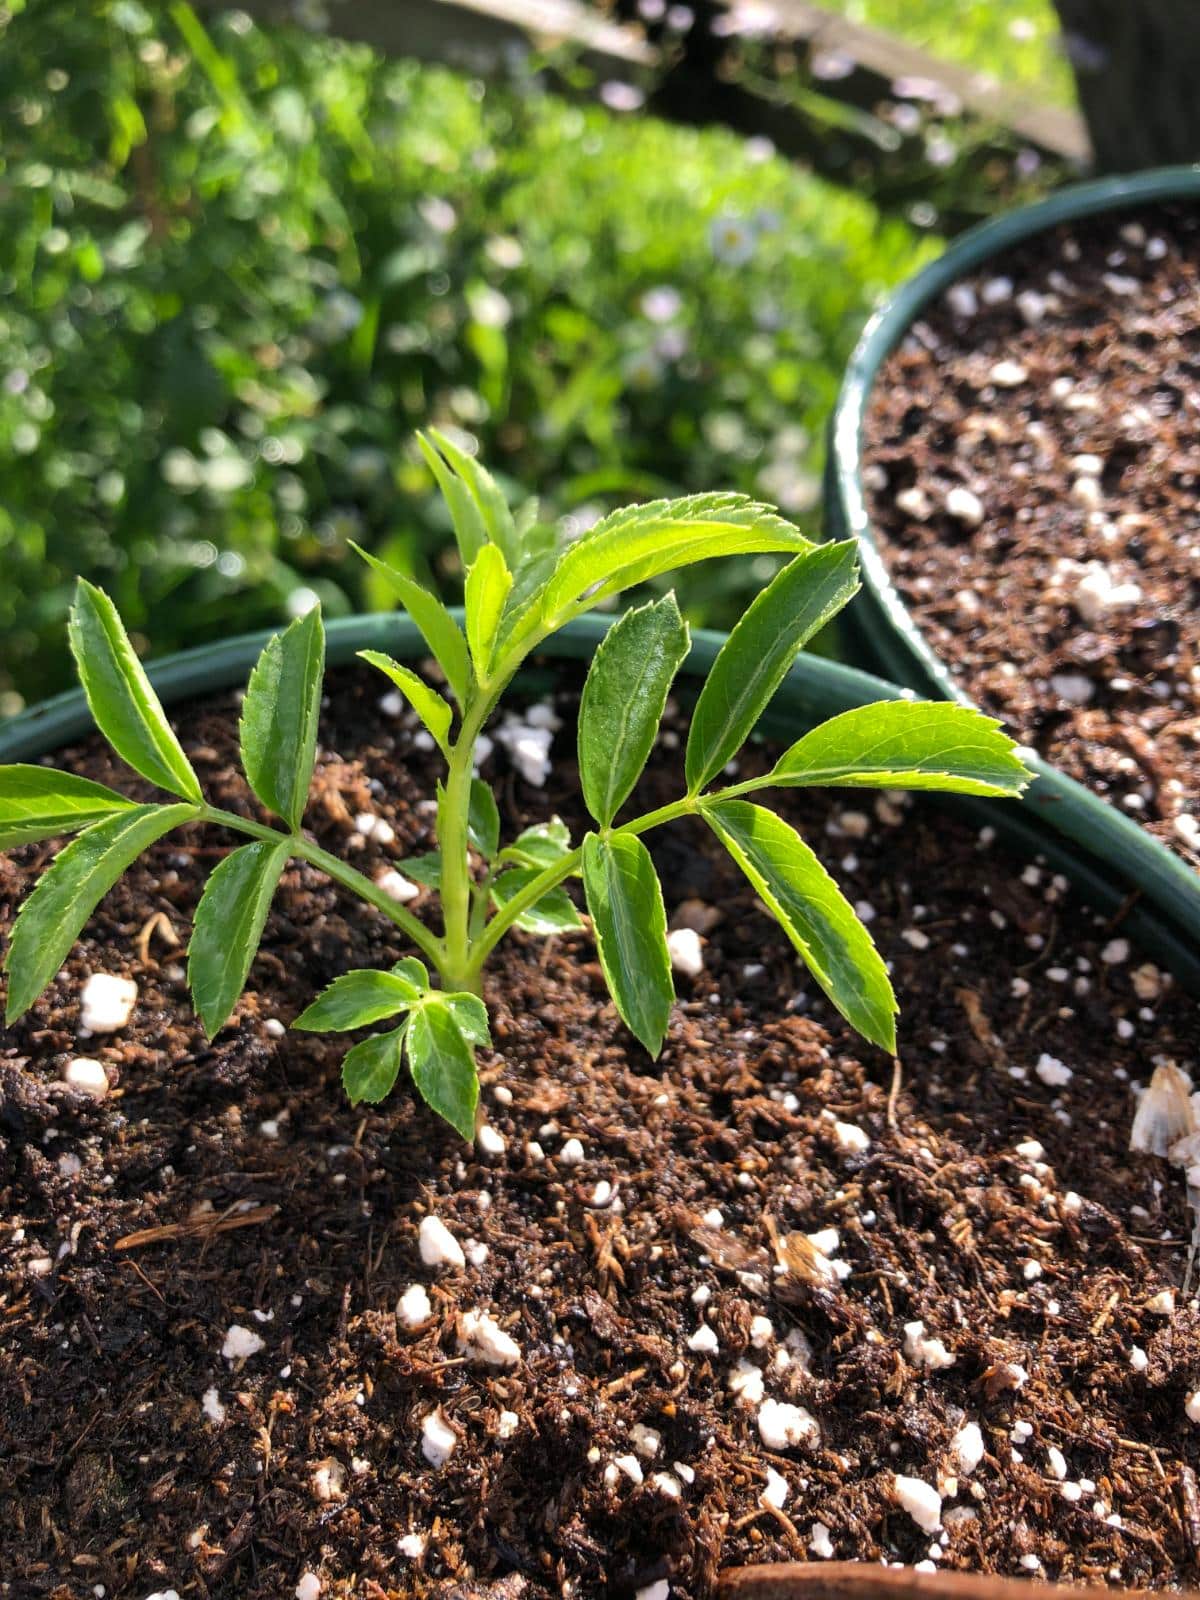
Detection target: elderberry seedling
<box><xmin>0</xmin><ymin>432</ymin><xmax>1031</xmax><ymax>1136</ymax></box>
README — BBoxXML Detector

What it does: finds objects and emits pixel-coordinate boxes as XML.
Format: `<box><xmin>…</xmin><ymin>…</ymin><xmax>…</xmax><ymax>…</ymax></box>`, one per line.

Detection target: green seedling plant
<box><xmin>0</xmin><ymin>431</ymin><xmax>1031</xmax><ymax>1139</ymax></box>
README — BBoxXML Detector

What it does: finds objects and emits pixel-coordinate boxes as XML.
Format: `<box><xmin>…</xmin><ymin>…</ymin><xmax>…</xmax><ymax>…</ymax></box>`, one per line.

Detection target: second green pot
<box><xmin>825</xmin><ymin>165</ymin><xmax>1200</xmax><ymax>964</ymax></box>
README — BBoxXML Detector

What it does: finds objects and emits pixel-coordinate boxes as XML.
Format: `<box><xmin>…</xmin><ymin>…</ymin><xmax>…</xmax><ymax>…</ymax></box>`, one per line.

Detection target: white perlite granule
<box><xmin>418</xmin><ymin>1215</ymin><xmax>465</xmax><ymax>1269</ymax></box>
<box><xmin>79</xmin><ymin>973</ymin><xmax>137</xmax><ymax>1033</ymax></box>
<box><xmin>757</xmin><ymin>1399</ymin><xmax>819</xmax><ymax>1450</ymax></box>
<box><xmin>62</xmin><ymin>1057</ymin><xmax>110</xmax><ymax>1099</ymax></box>
<box><xmin>421</xmin><ymin>1407</ymin><xmax>457</xmax><ymax>1467</ymax></box>
<box><xmin>221</xmin><ymin>1324</ymin><xmax>265</xmax><ymax>1361</ymax></box>
<box><xmin>893</xmin><ymin>1474</ymin><xmax>942</xmax><ymax>1533</ymax></box>
<box><xmin>397</xmin><ymin>1284</ymin><xmax>432</xmax><ymax>1329</ymax></box>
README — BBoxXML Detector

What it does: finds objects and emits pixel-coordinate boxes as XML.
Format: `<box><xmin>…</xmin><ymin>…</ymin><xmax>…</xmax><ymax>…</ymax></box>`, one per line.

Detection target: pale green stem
<box><xmin>199</xmin><ymin>804</ymin><xmax>445</xmax><ymax>968</ymax></box>
<box><xmin>463</xmin><ymin>793</ymin><xmax>702</xmax><ymax>981</ymax></box>
<box><xmin>436</xmin><ymin>686</ymin><xmax>503</xmax><ymax>993</ymax></box>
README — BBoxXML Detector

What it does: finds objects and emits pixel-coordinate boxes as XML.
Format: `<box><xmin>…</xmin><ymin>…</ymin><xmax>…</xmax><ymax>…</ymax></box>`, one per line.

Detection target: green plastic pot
<box><xmin>825</xmin><ymin>165</ymin><xmax>1200</xmax><ymax>967</ymax></box>
<box><xmin>2</xmin><ymin>611</ymin><xmax>1198</xmax><ymax>988</ymax></box>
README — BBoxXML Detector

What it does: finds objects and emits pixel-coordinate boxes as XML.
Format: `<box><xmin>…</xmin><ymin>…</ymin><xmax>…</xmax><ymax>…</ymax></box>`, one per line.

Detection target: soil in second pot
<box><xmin>860</xmin><ymin>201</ymin><xmax>1200</xmax><ymax>871</ymax></box>
<box><xmin>3</xmin><ymin>664</ymin><xmax>1200</xmax><ymax>1600</ymax></box>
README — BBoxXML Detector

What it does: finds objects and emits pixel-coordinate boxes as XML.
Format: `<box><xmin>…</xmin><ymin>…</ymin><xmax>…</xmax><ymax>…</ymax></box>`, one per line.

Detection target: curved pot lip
<box><xmin>828</xmin><ymin>164</ymin><xmax>1200</xmax><ymax>953</ymax></box>
<box><xmin>3</xmin><ymin>607</ymin><xmax>1199</xmax><ymax>989</ymax></box>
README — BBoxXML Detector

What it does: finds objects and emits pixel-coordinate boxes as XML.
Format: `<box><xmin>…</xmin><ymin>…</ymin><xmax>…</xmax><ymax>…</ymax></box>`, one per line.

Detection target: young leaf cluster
<box><xmin>0</xmin><ymin>429</ymin><xmax>1031</xmax><ymax>1138</ymax></box>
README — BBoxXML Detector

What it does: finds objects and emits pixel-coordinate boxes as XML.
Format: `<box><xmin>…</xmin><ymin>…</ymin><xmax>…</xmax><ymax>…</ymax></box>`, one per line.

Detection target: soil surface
<box><xmin>861</xmin><ymin>202</ymin><xmax>1200</xmax><ymax>870</ymax></box>
<box><xmin>3</xmin><ymin>664</ymin><xmax>1200</xmax><ymax>1600</ymax></box>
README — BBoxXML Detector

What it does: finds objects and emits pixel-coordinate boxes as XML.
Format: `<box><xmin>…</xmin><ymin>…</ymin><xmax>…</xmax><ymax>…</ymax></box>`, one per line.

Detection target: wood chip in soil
<box><xmin>2</xmin><ymin>664</ymin><xmax>1200</xmax><ymax>1600</ymax></box>
<box><xmin>861</xmin><ymin>201</ymin><xmax>1200</xmax><ymax>871</ymax></box>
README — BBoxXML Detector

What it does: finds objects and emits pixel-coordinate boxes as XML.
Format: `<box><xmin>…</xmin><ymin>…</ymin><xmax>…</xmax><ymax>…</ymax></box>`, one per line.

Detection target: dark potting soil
<box><xmin>860</xmin><ymin>202</ymin><xmax>1200</xmax><ymax>871</ymax></box>
<box><xmin>2</xmin><ymin>664</ymin><xmax>1200</xmax><ymax>1600</ymax></box>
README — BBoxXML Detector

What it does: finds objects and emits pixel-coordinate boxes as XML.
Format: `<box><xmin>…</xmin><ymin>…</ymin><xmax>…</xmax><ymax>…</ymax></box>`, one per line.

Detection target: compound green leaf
<box><xmin>350</xmin><ymin>542</ymin><xmax>471</xmax><ymax>704</ymax></box>
<box><xmin>68</xmin><ymin>580</ymin><xmax>202</xmax><ymax>802</ymax></box>
<box><xmin>578</xmin><ymin>595</ymin><xmax>689</xmax><ymax>826</ymax></box>
<box><xmin>358</xmin><ymin>650</ymin><xmax>452</xmax><ymax>755</ymax></box>
<box><xmin>770</xmin><ymin>701</ymin><xmax>1032</xmax><ymax>797</ymax></box>
<box><xmin>4</xmin><ymin>802</ymin><xmax>198</xmax><ymax>1022</ymax></box>
<box><xmin>686</xmin><ymin>541</ymin><xmax>859</xmax><ymax>794</ymax></box>
<box><xmin>581</xmin><ymin>832</ymin><xmax>673</xmax><ymax>1056</ymax></box>
<box><xmin>240</xmin><ymin>605</ymin><xmax>325</xmax><ymax>831</ymax></box>
<box><xmin>293</xmin><ymin>966</ymin><xmax>425</xmax><ymax>1032</ymax></box>
<box><xmin>443</xmin><ymin>991</ymin><xmax>490</xmax><ymax>1048</ymax></box>
<box><xmin>464</xmin><ymin>542</ymin><xmax>512</xmax><ymax>679</ymax></box>
<box><xmin>188</xmin><ymin>838</ymin><xmax>291</xmax><ymax>1036</ymax></box>
<box><xmin>407</xmin><ymin>999</ymin><xmax>479</xmax><ymax>1139</ymax></box>
<box><xmin>706</xmin><ymin>799</ymin><xmax>896</xmax><ymax>1053</ymax></box>
<box><xmin>491</xmin><ymin>867</ymin><xmax>583</xmax><ymax>935</ymax></box>
<box><xmin>342</xmin><ymin>1025</ymin><xmax>405</xmax><ymax>1104</ymax></box>
<box><xmin>0</xmin><ymin>765</ymin><xmax>136</xmax><ymax>850</ymax></box>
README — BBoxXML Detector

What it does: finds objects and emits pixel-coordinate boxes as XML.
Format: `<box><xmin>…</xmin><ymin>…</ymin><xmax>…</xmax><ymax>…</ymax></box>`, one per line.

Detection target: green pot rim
<box><xmin>826</xmin><ymin>164</ymin><xmax>1200</xmax><ymax>957</ymax></box>
<box><xmin>2</xmin><ymin>610</ymin><xmax>1197</xmax><ymax>988</ymax></box>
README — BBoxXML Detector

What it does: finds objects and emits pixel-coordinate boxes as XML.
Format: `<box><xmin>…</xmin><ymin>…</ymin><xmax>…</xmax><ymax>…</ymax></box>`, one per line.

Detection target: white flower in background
<box><xmin>419</xmin><ymin>196</ymin><xmax>457</xmax><ymax>234</ymax></box>
<box><xmin>640</xmin><ymin>286</ymin><xmax>683</xmax><ymax>323</ymax></box>
<box><xmin>713</xmin><ymin>2</ymin><xmax>779</xmax><ymax>37</ymax></box>
<box><xmin>468</xmin><ymin>285</ymin><xmax>513</xmax><ymax>328</ymax></box>
<box><xmin>316</xmin><ymin>289</ymin><xmax>363</xmax><ymax>339</ymax></box>
<box><xmin>622</xmin><ymin>349</ymin><xmax>665</xmax><ymax>390</ymax></box>
<box><xmin>654</xmin><ymin>327</ymin><xmax>688</xmax><ymax>362</ymax></box>
<box><xmin>710</xmin><ymin>214</ymin><xmax>757</xmax><ymax>266</ymax></box>
<box><xmin>666</xmin><ymin>4</ymin><xmax>694</xmax><ymax>30</ymax></box>
<box><xmin>485</xmin><ymin>235</ymin><xmax>524</xmax><ymax>270</ymax></box>
<box><xmin>757</xmin><ymin>458</ymin><xmax>820</xmax><ymax>515</ymax></box>
<box><xmin>600</xmin><ymin>81</ymin><xmax>646</xmax><ymax>113</ymax></box>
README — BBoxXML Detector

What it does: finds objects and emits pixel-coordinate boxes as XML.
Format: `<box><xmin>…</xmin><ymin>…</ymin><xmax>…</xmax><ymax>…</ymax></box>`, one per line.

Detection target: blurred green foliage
<box><xmin>0</xmin><ymin>0</ymin><xmax>945</xmax><ymax>706</ymax></box>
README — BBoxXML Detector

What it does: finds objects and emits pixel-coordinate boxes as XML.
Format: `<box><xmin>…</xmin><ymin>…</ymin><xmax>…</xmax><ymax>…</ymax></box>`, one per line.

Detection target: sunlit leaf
<box><xmin>464</xmin><ymin>542</ymin><xmax>512</xmax><ymax>679</ymax></box>
<box><xmin>407</xmin><ymin>999</ymin><xmax>479</xmax><ymax>1139</ymax></box>
<box><xmin>706</xmin><ymin>799</ymin><xmax>896</xmax><ymax>1052</ymax></box>
<box><xmin>293</xmin><ymin>966</ymin><xmax>426</xmax><ymax>1032</ymax></box>
<box><xmin>581</xmin><ymin>831</ymin><xmax>673</xmax><ymax>1056</ymax></box>
<box><xmin>342</xmin><ymin>1025</ymin><xmax>406</xmax><ymax>1104</ymax></box>
<box><xmin>239</xmin><ymin>605</ymin><xmax>325</xmax><ymax>831</ymax></box>
<box><xmin>358</xmin><ymin>650</ymin><xmax>453</xmax><ymax>754</ymax></box>
<box><xmin>686</xmin><ymin>541</ymin><xmax>859</xmax><ymax>794</ymax></box>
<box><xmin>491</xmin><ymin>867</ymin><xmax>583</xmax><ymax>935</ymax></box>
<box><xmin>68</xmin><ymin>580</ymin><xmax>202</xmax><ymax>802</ymax></box>
<box><xmin>0</xmin><ymin>766</ymin><xmax>136</xmax><ymax>850</ymax></box>
<box><xmin>4</xmin><ymin>803</ymin><xmax>198</xmax><ymax>1022</ymax></box>
<box><xmin>578</xmin><ymin>595</ymin><xmax>689</xmax><ymax>826</ymax></box>
<box><xmin>188</xmin><ymin>838</ymin><xmax>291</xmax><ymax>1036</ymax></box>
<box><xmin>350</xmin><ymin>542</ymin><xmax>471</xmax><ymax>704</ymax></box>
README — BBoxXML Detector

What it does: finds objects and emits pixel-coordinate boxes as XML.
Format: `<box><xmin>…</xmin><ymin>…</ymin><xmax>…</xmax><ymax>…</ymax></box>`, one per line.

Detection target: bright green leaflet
<box><xmin>491</xmin><ymin>868</ymin><xmax>583</xmax><ymax>935</ymax></box>
<box><xmin>294</xmin><ymin>967</ymin><xmax>425</xmax><ymax>1031</ymax></box>
<box><xmin>686</xmin><ymin>541</ymin><xmax>860</xmax><ymax>794</ymax></box>
<box><xmin>350</xmin><ymin>542</ymin><xmax>471</xmax><ymax>705</ymax></box>
<box><xmin>417</xmin><ymin>431</ymin><xmax>488</xmax><ymax>566</ymax></box>
<box><xmin>581</xmin><ymin>832</ymin><xmax>673</xmax><ymax>1056</ymax></box>
<box><xmin>342</xmin><ymin>1025</ymin><xmax>406</xmax><ymax>1105</ymax></box>
<box><xmin>468</xmin><ymin>780</ymin><xmax>501</xmax><ymax>859</ymax></box>
<box><xmin>577</xmin><ymin>594</ymin><xmax>689</xmax><ymax>827</ymax></box>
<box><xmin>464</xmin><ymin>542</ymin><xmax>513</xmax><ymax>679</ymax></box>
<box><xmin>0</xmin><ymin>766</ymin><xmax>136</xmax><ymax>850</ymax></box>
<box><xmin>239</xmin><ymin>606</ymin><xmax>325</xmax><ymax>832</ymax></box>
<box><xmin>770</xmin><ymin>702</ymin><xmax>1032</xmax><ymax>796</ymax></box>
<box><xmin>67</xmin><ymin>580</ymin><xmax>202</xmax><ymax>803</ymax></box>
<box><xmin>188</xmin><ymin>838</ymin><xmax>291</xmax><ymax>1036</ymax></box>
<box><xmin>358</xmin><ymin>651</ymin><xmax>453</xmax><ymax>754</ymax></box>
<box><xmin>706</xmin><ymin>799</ymin><xmax>897</xmax><ymax>1053</ymax></box>
<box><xmin>407</xmin><ymin>1000</ymin><xmax>480</xmax><ymax>1139</ymax></box>
<box><xmin>425</xmin><ymin>427</ymin><xmax>519</xmax><ymax>565</ymax></box>
<box><xmin>4</xmin><ymin>803</ymin><xmax>199</xmax><ymax>1022</ymax></box>
<box><xmin>500</xmin><ymin>818</ymin><xmax>572</xmax><ymax>871</ymax></box>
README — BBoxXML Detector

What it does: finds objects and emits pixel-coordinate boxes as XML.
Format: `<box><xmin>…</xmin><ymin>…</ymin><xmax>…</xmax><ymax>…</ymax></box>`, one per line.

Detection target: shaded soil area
<box><xmin>861</xmin><ymin>202</ymin><xmax>1200</xmax><ymax>869</ymax></box>
<box><xmin>3</xmin><ymin>664</ymin><xmax>1200</xmax><ymax>1600</ymax></box>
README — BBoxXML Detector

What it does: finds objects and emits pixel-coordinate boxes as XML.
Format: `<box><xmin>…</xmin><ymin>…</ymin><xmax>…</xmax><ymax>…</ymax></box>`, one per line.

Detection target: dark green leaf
<box><xmin>239</xmin><ymin>606</ymin><xmax>325</xmax><ymax>831</ymax></box>
<box><xmin>581</xmin><ymin>832</ymin><xmax>673</xmax><ymax>1056</ymax></box>
<box><xmin>4</xmin><ymin>803</ymin><xmax>197</xmax><ymax>1022</ymax></box>
<box><xmin>500</xmin><ymin>817</ymin><xmax>572</xmax><ymax>871</ymax></box>
<box><xmin>464</xmin><ymin>542</ymin><xmax>512</xmax><ymax>679</ymax></box>
<box><xmin>188</xmin><ymin>838</ymin><xmax>291</xmax><ymax>1036</ymax></box>
<box><xmin>468</xmin><ymin>779</ymin><xmax>500</xmax><ymax>860</ymax></box>
<box><xmin>578</xmin><ymin>595</ymin><xmax>690</xmax><ymax>826</ymax></box>
<box><xmin>770</xmin><ymin>702</ymin><xmax>1033</xmax><ymax>796</ymax></box>
<box><xmin>398</xmin><ymin>852</ymin><xmax>442</xmax><ymax>888</ymax></box>
<box><xmin>350</xmin><ymin>542</ymin><xmax>471</xmax><ymax>704</ymax></box>
<box><xmin>357</xmin><ymin>651</ymin><xmax>452</xmax><ymax>755</ymax></box>
<box><xmin>293</xmin><ymin>966</ymin><xmax>425</xmax><ymax>1032</ymax></box>
<box><xmin>423</xmin><ymin>428</ymin><xmax>519</xmax><ymax>565</ymax></box>
<box><xmin>705</xmin><ymin>799</ymin><xmax>896</xmax><ymax>1053</ymax></box>
<box><xmin>342</xmin><ymin>1025</ymin><xmax>405</xmax><ymax>1104</ymax></box>
<box><xmin>407</xmin><ymin>1000</ymin><xmax>479</xmax><ymax>1139</ymax></box>
<box><xmin>491</xmin><ymin>868</ymin><xmax>583</xmax><ymax>935</ymax></box>
<box><xmin>686</xmin><ymin>541</ymin><xmax>859</xmax><ymax>794</ymax></box>
<box><xmin>0</xmin><ymin>765</ymin><xmax>136</xmax><ymax>849</ymax></box>
<box><xmin>67</xmin><ymin>580</ymin><xmax>202</xmax><ymax>802</ymax></box>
